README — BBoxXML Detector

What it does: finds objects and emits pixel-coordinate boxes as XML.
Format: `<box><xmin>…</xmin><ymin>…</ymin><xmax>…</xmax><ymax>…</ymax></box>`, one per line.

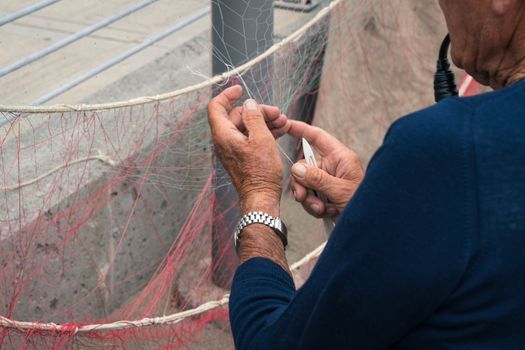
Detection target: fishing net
<box><xmin>0</xmin><ymin>0</ymin><xmax>479</xmax><ymax>348</ymax></box>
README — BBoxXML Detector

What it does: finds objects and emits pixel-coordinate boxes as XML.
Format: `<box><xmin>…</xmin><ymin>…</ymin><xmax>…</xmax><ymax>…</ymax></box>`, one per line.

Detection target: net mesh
<box><xmin>0</xmin><ymin>0</ymin><xmax>479</xmax><ymax>348</ymax></box>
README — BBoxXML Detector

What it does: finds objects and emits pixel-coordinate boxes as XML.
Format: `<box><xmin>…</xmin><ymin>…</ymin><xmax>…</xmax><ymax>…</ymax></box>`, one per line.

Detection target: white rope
<box><xmin>458</xmin><ymin>75</ymin><xmax>474</xmax><ymax>97</ymax></box>
<box><xmin>0</xmin><ymin>241</ymin><xmax>326</xmax><ymax>333</ymax></box>
<box><xmin>0</xmin><ymin>153</ymin><xmax>117</xmax><ymax>192</ymax></box>
<box><xmin>0</xmin><ymin>0</ymin><xmax>342</xmax><ymax>113</ymax></box>
<box><xmin>290</xmin><ymin>242</ymin><xmax>326</xmax><ymax>271</ymax></box>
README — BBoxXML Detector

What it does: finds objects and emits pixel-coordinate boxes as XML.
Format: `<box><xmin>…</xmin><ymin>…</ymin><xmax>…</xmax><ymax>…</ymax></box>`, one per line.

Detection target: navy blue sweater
<box><xmin>229</xmin><ymin>81</ymin><xmax>525</xmax><ymax>349</ymax></box>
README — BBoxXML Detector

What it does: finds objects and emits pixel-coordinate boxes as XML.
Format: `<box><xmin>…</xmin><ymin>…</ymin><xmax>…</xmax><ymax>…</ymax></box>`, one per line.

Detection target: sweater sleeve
<box><xmin>229</xmin><ymin>98</ymin><xmax>477</xmax><ymax>350</ymax></box>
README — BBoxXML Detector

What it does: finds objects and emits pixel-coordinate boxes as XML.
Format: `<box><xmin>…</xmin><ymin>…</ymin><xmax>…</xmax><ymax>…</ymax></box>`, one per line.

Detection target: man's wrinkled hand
<box><xmin>207</xmin><ymin>85</ymin><xmax>290</xmax><ymax>216</ymax></box>
<box><xmin>286</xmin><ymin>120</ymin><xmax>364</xmax><ymax>219</ymax></box>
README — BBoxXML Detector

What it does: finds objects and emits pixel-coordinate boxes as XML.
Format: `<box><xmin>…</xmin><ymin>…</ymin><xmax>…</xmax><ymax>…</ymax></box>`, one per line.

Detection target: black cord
<box><xmin>434</xmin><ymin>34</ymin><xmax>458</xmax><ymax>102</ymax></box>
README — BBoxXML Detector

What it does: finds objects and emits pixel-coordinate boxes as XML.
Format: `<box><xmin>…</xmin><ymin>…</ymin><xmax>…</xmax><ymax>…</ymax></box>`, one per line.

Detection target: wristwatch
<box><xmin>234</xmin><ymin>211</ymin><xmax>288</xmax><ymax>252</ymax></box>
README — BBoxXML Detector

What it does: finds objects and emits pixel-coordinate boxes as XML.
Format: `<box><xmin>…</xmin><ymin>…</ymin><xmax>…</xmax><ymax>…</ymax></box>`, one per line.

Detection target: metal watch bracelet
<box><xmin>234</xmin><ymin>211</ymin><xmax>288</xmax><ymax>252</ymax></box>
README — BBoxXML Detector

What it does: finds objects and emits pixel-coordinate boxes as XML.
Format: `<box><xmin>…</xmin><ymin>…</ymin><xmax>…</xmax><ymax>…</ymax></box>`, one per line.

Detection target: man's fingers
<box><xmin>208</xmin><ymin>85</ymin><xmax>243</xmax><ymax>115</ymax></box>
<box><xmin>242</xmin><ymin>99</ymin><xmax>272</xmax><ymax>139</ymax></box>
<box><xmin>261</xmin><ymin>105</ymin><xmax>281</xmax><ymax>122</ymax></box>
<box><xmin>231</xmin><ymin>107</ymin><xmax>287</xmax><ymax>140</ymax></box>
<box><xmin>207</xmin><ymin>85</ymin><xmax>243</xmax><ymax>134</ymax></box>
<box><xmin>302</xmin><ymin>194</ymin><xmax>327</xmax><ymax>218</ymax></box>
<box><xmin>231</xmin><ymin>102</ymin><xmax>282</xmax><ymax>128</ymax></box>
<box><xmin>287</xmin><ymin>120</ymin><xmax>342</xmax><ymax>156</ymax></box>
<box><xmin>271</xmin><ymin>126</ymin><xmax>289</xmax><ymax>139</ymax></box>
<box><xmin>292</xmin><ymin>175</ymin><xmax>326</xmax><ymax>218</ymax></box>
<box><xmin>270</xmin><ymin>118</ymin><xmax>291</xmax><ymax>139</ymax></box>
<box><xmin>291</xmin><ymin>166</ymin><xmax>340</xmax><ymax>219</ymax></box>
<box><xmin>232</xmin><ymin>105</ymin><xmax>284</xmax><ymax>130</ymax></box>
<box><xmin>291</xmin><ymin>162</ymin><xmax>342</xmax><ymax>200</ymax></box>
<box><xmin>291</xmin><ymin>177</ymin><xmax>308</xmax><ymax>202</ymax></box>
<box><xmin>261</xmin><ymin>107</ymin><xmax>289</xmax><ymax>135</ymax></box>
<box><xmin>208</xmin><ymin>86</ymin><xmax>245</xmax><ymax>143</ymax></box>
<box><xmin>268</xmin><ymin>114</ymin><xmax>288</xmax><ymax>129</ymax></box>
<box><xmin>228</xmin><ymin>106</ymin><xmax>243</xmax><ymax>129</ymax></box>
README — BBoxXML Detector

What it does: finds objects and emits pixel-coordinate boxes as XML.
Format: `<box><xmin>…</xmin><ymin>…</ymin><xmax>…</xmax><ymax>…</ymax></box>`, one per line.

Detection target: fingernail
<box><xmin>326</xmin><ymin>207</ymin><xmax>337</xmax><ymax>216</ymax></box>
<box><xmin>311</xmin><ymin>204</ymin><xmax>321</xmax><ymax>214</ymax></box>
<box><xmin>244</xmin><ymin>99</ymin><xmax>257</xmax><ymax>110</ymax></box>
<box><xmin>292</xmin><ymin>164</ymin><xmax>307</xmax><ymax>178</ymax></box>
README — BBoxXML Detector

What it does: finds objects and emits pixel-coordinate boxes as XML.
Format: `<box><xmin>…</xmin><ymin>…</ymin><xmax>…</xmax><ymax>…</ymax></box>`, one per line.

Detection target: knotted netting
<box><xmin>0</xmin><ymin>0</ymin><xmax>479</xmax><ymax>348</ymax></box>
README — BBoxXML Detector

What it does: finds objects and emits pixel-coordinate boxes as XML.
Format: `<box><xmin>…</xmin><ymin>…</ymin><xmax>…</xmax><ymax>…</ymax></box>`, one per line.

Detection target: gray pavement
<box><xmin>0</xmin><ymin>0</ymin><xmax>314</xmax><ymax>106</ymax></box>
<box><xmin>0</xmin><ymin>0</ymin><xmax>209</xmax><ymax>105</ymax></box>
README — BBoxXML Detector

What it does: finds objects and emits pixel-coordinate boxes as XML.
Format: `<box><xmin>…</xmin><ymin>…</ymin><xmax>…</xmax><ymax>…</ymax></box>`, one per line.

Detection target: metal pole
<box><xmin>211</xmin><ymin>0</ymin><xmax>274</xmax><ymax>288</ymax></box>
<box><xmin>0</xmin><ymin>0</ymin><xmax>159</xmax><ymax>78</ymax></box>
<box><xmin>0</xmin><ymin>0</ymin><xmax>59</xmax><ymax>27</ymax></box>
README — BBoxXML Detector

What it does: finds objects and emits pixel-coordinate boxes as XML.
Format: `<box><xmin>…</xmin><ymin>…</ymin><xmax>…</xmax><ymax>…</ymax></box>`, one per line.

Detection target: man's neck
<box><xmin>490</xmin><ymin>56</ymin><xmax>525</xmax><ymax>89</ymax></box>
<box><xmin>490</xmin><ymin>13</ymin><xmax>525</xmax><ymax>89</ymax></box>
<box><xmin>504</xmin><ymin>59</ymin><xmax>525</xmax><ymax>87</ymax></box>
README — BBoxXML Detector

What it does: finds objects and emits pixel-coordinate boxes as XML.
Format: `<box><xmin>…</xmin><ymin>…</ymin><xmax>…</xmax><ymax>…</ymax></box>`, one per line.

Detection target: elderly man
<box><xmin>207</xmin><ymin>0</ymin><xmax>525</xmax><ymax>348</ymax></box>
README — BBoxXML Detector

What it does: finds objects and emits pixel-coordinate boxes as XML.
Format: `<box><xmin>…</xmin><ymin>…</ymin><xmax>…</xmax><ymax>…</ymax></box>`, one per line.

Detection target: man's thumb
<box><xmin>242</xmin><ymin>99</ymin><xmax>267</xmax><ymax>134</ymax></box>
<box><xmin>291</xmin><ymin>163</ymin><xmax>339</xmax><ymax>198</ymax></box>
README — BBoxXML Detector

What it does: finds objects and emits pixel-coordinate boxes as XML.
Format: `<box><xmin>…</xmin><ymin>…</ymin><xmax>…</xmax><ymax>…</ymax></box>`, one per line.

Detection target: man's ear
<box><xmin>491</xmin><ymin>0</ymin><xmax>518</xmax><ymax>16</ymax></box>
